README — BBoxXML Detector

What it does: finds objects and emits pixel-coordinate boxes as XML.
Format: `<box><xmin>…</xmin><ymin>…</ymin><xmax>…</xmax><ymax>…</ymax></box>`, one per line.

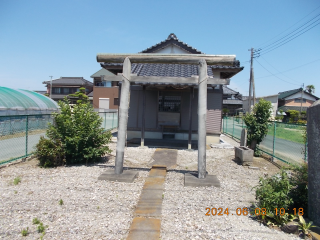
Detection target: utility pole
<box><xmin>248</xmin><ymin>48</ymin><xmax>256</xmax><ymax>113</ymax></box>
<box><xmin>49</xmin><ymin>76</ymin><xmax>53</xmax><ymax>99</ymax></box>
<box><xmin>300</xmin><ymin>83</ymin><xmax>304</xmax><ymax>114</ymax></box>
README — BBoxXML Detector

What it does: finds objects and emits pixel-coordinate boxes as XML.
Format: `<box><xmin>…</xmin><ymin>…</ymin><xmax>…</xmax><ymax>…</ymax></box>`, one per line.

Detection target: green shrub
<box><xmin>33</xmin><ymin>217</ymin><xmax>40</xmax><ymax>225</ymax></box>
<box><xmin>35</xmin><ymin>137</ymin><xmax>65</xmax><ymax>167</ymax></box>
<box><xmin>289</xmin><ymin>163</ymin><xmax>308</xmax><ymax>217</ymax></box>
<box><xmin>36</xmin><ymin>97</ymin><xmax>112</xmax><ymax>166</ymax></box>
<box><xmin>243</xmin><ymin>99</ymin><xmax>272</xmax><ymax>150</ymax></box>
<box><xmin>287</xmin><ymin>110</ymin><xmax>300</xmax><ymax>123</ymax></box>
<box><xmin>37</xmin><ymin>222</ymin><xmax>48</xmax><ymax>233</ymax></box>
<box><xmin>255</xmin><ymin>169</ymin><xmax>293</xmax><ymax>214</ymax></box>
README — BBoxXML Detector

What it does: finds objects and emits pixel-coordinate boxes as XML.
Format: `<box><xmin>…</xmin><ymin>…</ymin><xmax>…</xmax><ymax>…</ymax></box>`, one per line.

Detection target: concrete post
<box><xmin>240</xmin><ymin>128</ymin><xmax>247</xmax><ymax>146</ymax></box>
<box><xmin>197</xmin><ymin>59</ymin><xmax>208</xmax><ymax>179</ymax></box>
<box><xmin>307</xmin><ymin>100</ymin><xmax>320</xmax><ymax>225</ymax></box>
<box><xmin>141</xmin><ymin>85</ymin><xmax>146</xmax><ymax>147</ymax></box>
<box><xmin>115</xmin><ymin>57</ymin><xmax>131</xmax><ymax>174</ymax></box>
<box><xmin>188</xmin><ymin>87</ymin><xmax>193</xmax><ymax>149</ymax></box>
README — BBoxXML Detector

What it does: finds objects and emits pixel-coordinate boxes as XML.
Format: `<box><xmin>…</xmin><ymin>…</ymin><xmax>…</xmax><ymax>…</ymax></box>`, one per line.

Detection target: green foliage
<box><xmin>255</xmin><ymin>170</ymin><xmax>293</xmax><ymax>215</ymax></box>
<box><xmin>21</xmin><ymin>227</ymin><xmax>29</xmax><ymax>236</ymax></box>
<box><xmin>37</xmin><ymin>222</ymin><xmax>48</xmax><ymax>233</ymax></box>
<box><xmin>36</xmin><ymin>98</ymin><xmax>112</xmax><ymax>166</ymax></box>
<box><xmin>243</xmin><ymin>99</ymin><xmax>272</xmax><ymax>148</ymax></box>
<box><xmin>266</xmin><ymin>212</ymin><xmax>296</xmax><ymax>227</ymax></box>
<box><xmin>33</xmin><ymin>217</ymin><xmax>40</xmax><ymax>224</ymax></box>
<box><xmin>35</xmin><ymin>137</ymin><xmax>65</xmax><ymax>167</ymax></box>
<box><xmin>297</xmin><ymin>215</ymin><xmax>315</xmax><ymax>237</ymax></box>
<box><xmin>287</xmin><ymin>110</ymin><xmax>300</xmax><ymax>123</ymax></box>
<box><xmin>68</xmin><ymin>87</ymin><xmax>89</xmax><ymax>104</ymax></box>
<box><xmin>297</xmin><ymin>119</ymin><xmax>307</xmax><ymax>125</ymax></box>
<box><xmin>59</xmin><ymin>199</ymin><xmax>64</xmax><ymax>205</ymax></box>
<box><xmin>13</xmin><ymin>177</ymin><xmax>21</xmax><ymax>185</ymax></box>
<box><xmin>289</xmin><ymin>163</ymin><xmax>308</xmax><ymax>217</ymax></box>
<box><xmin>305</xmin><ymin>84</ymin><xmax>315</xmax><ymax>94</ymax></box>
<box><xmin>222</xmin><ymin>108</ymin><xmax>229</xmax><ymax>115</ymax></box>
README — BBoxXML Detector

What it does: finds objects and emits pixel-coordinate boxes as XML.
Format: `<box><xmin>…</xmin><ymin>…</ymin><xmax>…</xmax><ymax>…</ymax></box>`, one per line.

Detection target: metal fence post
<box><xmin>112</xmin><ymin>112</ymin><xmax>115</xmax><ymax>129</ymax></box>
<box><xmin>25</xmin><ymin>115</ymin><xmax>29</xmax><ymax>157</ymax></box>
<box><xmin>226</xmin><ymin>116</ymin><xmax>228</xmax><ymax>135</ymax></box>
<box><xmin>305</xmin><ymin>137</ymin><xmax>308</xmax><ymax>162</ymax></box>
<box><xmin>272</xmin><ymin>121</ymin><xmax>276</xmax><ymax>158</ymax></box>
<box><xmin>232</xmin><ymin>117</ymin><xmax>235</xmax><ymax>138</ymax></box>
<box><xmin>104</xmin><ymin>112</ymin><xmax>106</xmax><ymax>130</ymax></box>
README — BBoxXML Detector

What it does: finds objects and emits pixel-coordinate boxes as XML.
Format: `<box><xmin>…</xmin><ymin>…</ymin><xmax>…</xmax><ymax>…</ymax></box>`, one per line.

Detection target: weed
<box><xmin>14</xmin><ymin>190</ymin><xmax>17</xmax><ymax>194</ymax></box>
<box><xmin>21</xmin><ymin>227</ymin><xmax>29</xmax><ymax>236</ymax></box>
<box><xmin>97</xmin><ymin>206</ymin><xmax>100</xmax><ymax>210</ymax></box>
<box><xmin>13</xmin><ymin>177</ymin><xmax>21</xmax><ymax>185</ymax></box>
<box><xmin>297</xmin><ymin>215</ymin><xmax>315</xmax><ymax>238</ymax></box>
<box><xmin>185</xmin><ymin>167</ymin><xmax>188</xmax><ymax>169</ymax></box>
<box><xmin>59</xmin><ymin>199</ymin><xmax>64</xmax><ymax>205</ymax></box>
<box><xmin>37</xmin><ymin>222</ymin><xmax>48</xmax><ymax>233</ymax></box>
<box><xmin>162</xmin><ymin>194</ymin><xmax>164</xmax><ymax>199</ymax></box>
<box><xmin>33</xmin><ymin>217</ymin><xmax>40</xmax><ymax>224</ymax></box>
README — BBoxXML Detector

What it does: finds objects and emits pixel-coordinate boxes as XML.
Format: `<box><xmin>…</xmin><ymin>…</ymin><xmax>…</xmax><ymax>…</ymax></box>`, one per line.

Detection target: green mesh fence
<box><xmin>0</xmin><ymin>112</ymin><xmax>118</xmax><ymax>165</ymax></box>
<box><xmin>222</xmin><ymin>117</ymin><xmax>307</xmax><ymax>165</ymax></box>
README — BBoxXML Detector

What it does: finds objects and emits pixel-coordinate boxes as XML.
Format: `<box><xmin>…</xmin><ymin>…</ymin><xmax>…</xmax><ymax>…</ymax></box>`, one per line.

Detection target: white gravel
<box><xmin>0</xmin><ymin>138</ymin><xmax>299</xmax><ymax>239</ymax></box>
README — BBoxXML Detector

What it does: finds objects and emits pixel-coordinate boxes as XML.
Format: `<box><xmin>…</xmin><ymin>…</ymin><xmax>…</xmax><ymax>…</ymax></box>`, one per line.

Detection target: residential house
<box><xmin>222</xmin><ymin>86</ymin><xmax>243</xmax><ymax>116</ymax></box>
<box><xmin>43</xmin><ymin>77</ymin><xmax>93</xmax><ymax>104</ymax></box>
<box><xmin>99</xmin><ymin>33</ymin><xmax>243</xmax><ymax>145</ymax></box>
<box><xmin>243</xmin><ymin>94</ymin><xmax>279</xmax><ymax>117</ymax></box>
<box><xmin>242</xmin><ymin>88</ymin><xmax>319</xmax><ymax>120</ymax></box>
<box><xmin>90</xmin><ymin>68</ymin><xmax>119</xmax><ymax>110</ymax></box>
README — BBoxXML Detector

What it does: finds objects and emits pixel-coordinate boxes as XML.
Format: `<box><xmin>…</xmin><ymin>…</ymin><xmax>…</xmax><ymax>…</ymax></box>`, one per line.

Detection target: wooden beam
<box><xmin>103</xmin><ymin>75</ymin><xmax>230</xmax><ymax>85</ymax></box>
<box><xmin>141</xmin><ymin>85</ymin><xmax>146</xmax><ymax>147</ymax></box>
<box><xmin>97</xmin><ymin>53</ymin><xmax>236</xmax><ymax>65</ymax></box>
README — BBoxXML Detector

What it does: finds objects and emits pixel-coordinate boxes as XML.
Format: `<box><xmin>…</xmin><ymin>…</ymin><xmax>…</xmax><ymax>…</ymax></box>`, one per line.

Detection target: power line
<box><xmin>255</xmin><ymin>59</ymin><xmax>301</xmax><ymax>86</ymax></box>
<box><xmin>258</xmin><ymin>13</ymin><xmax>320</xmax><ymax>51</ymax></box>
<box><xmin>254</xmin><ymin>6</ymin><xmax>320</xmax><ymax>57</ymax></box>
<box><xmin>255</xmin><ymin>17</ymin><xmax>320</xmax><ymax>57</ymax></box>
<box><xmin>256</xmin><ymin>4</ymin><xmax>320</xmax><ymax>48</ymax></box>
<box><xmin>255</xmin><ymin>58</ymin><xmax>320</xmax><ymax>79</ymax></box>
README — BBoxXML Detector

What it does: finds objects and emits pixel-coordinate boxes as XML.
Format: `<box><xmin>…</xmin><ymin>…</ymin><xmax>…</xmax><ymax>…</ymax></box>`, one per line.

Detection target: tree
<box><xmin>243</xmin><ymin>99</ymin><xmax>272</xmax><ymax>150</ymax></box>
<box><xmin>305</xmin><ymin>85</ymin><xmax>315</xmax><ymax>94</ymax></box>
<box><xmin>35</xmin><ymin>98</ymin><xmax>112</xmax><ymax>166</ymax></box>
<box><xmin>68</xmin><ymin>87</ymin><xmax>89</xmax><ymax>104</ymax></box>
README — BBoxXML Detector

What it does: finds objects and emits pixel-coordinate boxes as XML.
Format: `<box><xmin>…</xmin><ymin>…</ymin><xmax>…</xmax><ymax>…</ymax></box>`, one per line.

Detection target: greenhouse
<box><xmin>0</xmin><ymin>86</ymin><xmax>59</xmax><ymax>116</ymax></box>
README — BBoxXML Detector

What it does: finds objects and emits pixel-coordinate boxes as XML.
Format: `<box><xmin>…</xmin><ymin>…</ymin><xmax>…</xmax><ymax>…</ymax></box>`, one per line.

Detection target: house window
<box><xmin>158</xmin><ymin>93</ymin><xmax>181</xmax><ymax>112</ymax></box>
<box><xmin>114</xmin><ymin>98</ymin><xmax>119</xmax><ymax>105</ymax></box>
<box><xmin>52</xmin><ymin>87</ymin><xmax>61</xmax><ymax>94</ymax></box>
<box><xmin>63</xmin><ymin>88</ymin><xmax>70</xmax><ymax>94</ymax></box>
<box><xmin>294</xmin><ymin>98</ymin><xmax>306</xmax><ymax>103</ymax></box>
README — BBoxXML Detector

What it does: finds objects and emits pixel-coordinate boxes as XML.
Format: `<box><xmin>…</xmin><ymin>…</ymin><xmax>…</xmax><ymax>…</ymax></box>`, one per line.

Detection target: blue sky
<box><xmin>0</xmin><ymin>0</ymin><xmax>319</xmax><ymax>97</ymax></box>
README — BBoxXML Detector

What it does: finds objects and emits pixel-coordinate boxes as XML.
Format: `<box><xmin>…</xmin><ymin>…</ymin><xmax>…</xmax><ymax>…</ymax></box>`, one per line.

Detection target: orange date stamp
<box><xmin>205</xmin><ymin>208</ymin><xmax>304</xmax><ymax>216</ymax></box>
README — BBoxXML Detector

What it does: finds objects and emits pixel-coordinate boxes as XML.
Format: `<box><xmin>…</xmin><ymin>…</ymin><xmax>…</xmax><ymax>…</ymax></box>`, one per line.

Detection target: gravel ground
<box><xmin>0</xmin><ymin>136</ymin><xmax>299</xmax><ymax>240</ymax></box>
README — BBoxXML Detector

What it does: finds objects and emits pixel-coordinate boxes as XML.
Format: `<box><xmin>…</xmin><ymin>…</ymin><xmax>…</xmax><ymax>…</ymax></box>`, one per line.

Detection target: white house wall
<box><xmin>286</xmin><ymin>92</ymin><xmax>316</xmax><ymax>101</ymax></box>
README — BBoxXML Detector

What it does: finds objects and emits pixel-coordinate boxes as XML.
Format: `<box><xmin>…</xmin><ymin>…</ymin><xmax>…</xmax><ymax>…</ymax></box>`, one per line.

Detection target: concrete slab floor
<box><xmin>184</xmin><ymin>172</ymin><xmax>220</xmax><ymax>187</ymax></box>
<box><xmin>97</xmin><ymin>169</ymin><xmax>138</xmax><ymax>183</ymax></box>
<box><xmin>149</xmin><ymin>149</ymin><xmax>178</xmax><ymax>168</ymax></box>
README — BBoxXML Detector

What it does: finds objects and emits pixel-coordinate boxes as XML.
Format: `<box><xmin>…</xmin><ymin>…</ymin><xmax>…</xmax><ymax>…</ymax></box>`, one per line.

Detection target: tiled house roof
<box><xmin>43</xmin><ymin>77</ymin><xmax>93</xmax><ymax>86</ymax></box>
<box><xmin>140</xmin><ymin>33</ymin><xmax>203</xmax><ymax>54</ymax></box>
<box><xmin>101</xmin><ymin>33</ymin><xmax>244</xmax><ymax>78</ymax></box>
<box><xmin>90</xmin><ymin>68</ymin><xmax>115</xmax><ymax>78</ymax></box>
<box><xmin>278</xmin><ymin>88</ymin><xmax>319</xmax><ymax>100</ymax></box>
<box><xmin>101</xmin><ymin>63</ymin><xmax>243</xmax><ymax>78</ymax></box>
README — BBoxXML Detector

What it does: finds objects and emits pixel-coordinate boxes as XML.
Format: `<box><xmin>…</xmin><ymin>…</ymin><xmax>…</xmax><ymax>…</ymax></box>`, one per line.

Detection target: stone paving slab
<box><xmin>97</xmin><ymin>169</ymin><xmax>138</xmax><ymax>183</ymax></box>
<box><xmin>127</xmin><ymin>217</ymin><xmax>161</xmax><ymax>240</ymax></box>
<box><xmin>184</xmin><ymin>172</ymin><xmax>220</xmax><ymax>187</ymax></box>
<box><xmin>149</xmin><ymin>149</ymin><xmax>177</xmax><ymax>168</ymax></box>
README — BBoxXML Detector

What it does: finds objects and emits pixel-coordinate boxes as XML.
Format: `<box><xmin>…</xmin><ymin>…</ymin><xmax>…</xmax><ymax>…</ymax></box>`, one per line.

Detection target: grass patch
<box><xmin>21</xmin><ymin>227</ymin><xmax>29</xmax><ymax>236</ymax></box>
<box><xmin>13</xmin><ymin>177</ymin><xmax>21</xmax><ymax>185</ymax></box>
<box><xmin>59</xmin><ymin>199</ymin><xmax>64</xmax><ymax>205</ymax></box>
<box><xmin>267</xmin><ymin>125</ymin><xmax>305</xmax><ymax>144</ymax></box>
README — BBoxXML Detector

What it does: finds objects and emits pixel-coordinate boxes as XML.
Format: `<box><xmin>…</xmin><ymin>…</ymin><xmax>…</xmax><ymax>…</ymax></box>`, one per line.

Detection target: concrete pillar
<box><xmin>141</xmin><ymin>85</ymin><xmax>146</xmax><ymax>147</ymax></box>
<box><xmin>197</xmin><ymin>59</ymin><xmax>208</xmax><ymax>179</ymax></box>
<box><xmin>115</xmin><ymin>57</ymin><xmax>131</xmax><ymax>174</ymax></box>
<box><xmin>307</xmin><ymin>100</ymin><xmax>320</xmax><ymax>225</ymax></box>
<box><xmin>240</xmin><ymin>128</ymin><xmax>247</xmax><ymax>146</ymax></box>
<box><xmin>188</xmin><ymin>87</ymin><xmax>193</xmax><ymax>149</ymax></box>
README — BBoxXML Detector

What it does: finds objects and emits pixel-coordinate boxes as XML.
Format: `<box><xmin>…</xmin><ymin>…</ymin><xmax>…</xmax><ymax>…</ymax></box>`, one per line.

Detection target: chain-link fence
<box><xmin>0</xmin><ymin>111</ymin><xmax>118</xmax><ymax>166</ymax></box>
<box><xmin>222</xmin><ymin>117</ymin><xmax>307</xmax><ymax>165</ymax></box>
